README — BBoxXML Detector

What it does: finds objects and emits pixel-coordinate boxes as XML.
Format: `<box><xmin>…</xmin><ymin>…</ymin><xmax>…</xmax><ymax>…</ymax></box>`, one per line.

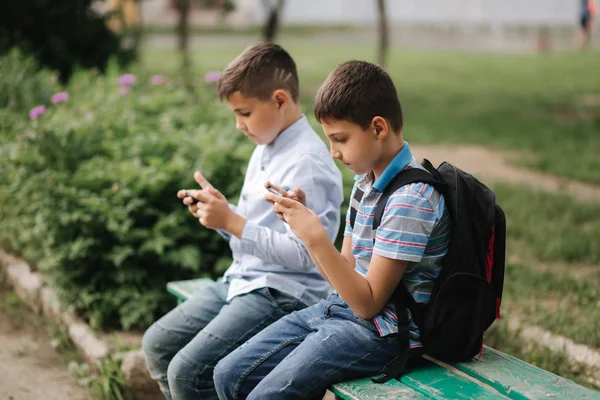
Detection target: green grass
<box><xmin>494</xmin><ymin>183</ymin><xmax>600</xmax><ymax>265</ymax></box>
<box><xmin>488</xmin><ymin>183</ymin><xmax>600</xmax><ymax>347</ymax></box>
<box><xmin>142</xmin><ymin>44</ymin><xmax>600</xmax><ymax>184</ymax></box>
<box><xmin>502</xmin><ymin>261</ymin><xmax>600</xmax><ymax>348</ymax></box>
<box><xmin>0</xmin><ymin>268</ymin><xmax>39</xmax><ymax>328</ymax></box>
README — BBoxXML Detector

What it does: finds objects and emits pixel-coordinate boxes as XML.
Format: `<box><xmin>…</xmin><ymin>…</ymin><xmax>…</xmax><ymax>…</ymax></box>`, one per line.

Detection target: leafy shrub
<box><xmin>0</xmin><ymin>59</ymin><xmax>253</xmax><ymax>330</ymax></box>
<box><xmin>0</xmin><ymin>49</ymin><xmax>61</xmax><ymax>115</ymax></box>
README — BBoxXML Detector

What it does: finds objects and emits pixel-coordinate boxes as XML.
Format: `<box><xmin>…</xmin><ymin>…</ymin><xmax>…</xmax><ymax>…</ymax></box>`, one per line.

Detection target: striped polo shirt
<box><xmin>344</xmin><ymin>142</ymin><xmax>450</xmax><ymax>348</ymax></box>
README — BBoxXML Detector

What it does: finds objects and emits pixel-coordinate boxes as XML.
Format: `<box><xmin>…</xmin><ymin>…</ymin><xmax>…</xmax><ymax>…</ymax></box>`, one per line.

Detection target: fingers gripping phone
<box><xmin>266</xmin><ymin>187</ymin><xmax>284</xmax><ymax>197</ymax></box>
<box><xmin>186</xmin><ymin>190</ymin><xmax>199</xmax><ymax>204</ymax></box>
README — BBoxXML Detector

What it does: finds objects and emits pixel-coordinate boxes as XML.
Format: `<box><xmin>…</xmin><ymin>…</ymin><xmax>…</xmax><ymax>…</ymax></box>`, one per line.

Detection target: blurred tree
<box><xmin>170</xmin><ymin>0</ymin><xmax>236</xmax><ymax>70</ymax></box>
<box><xmin>376</xmin><ymin>0</ymin><xmax>389</xmax><ymax>69</ymax></box>
<box><xmin>107</xmin><ymin>0</ymin><xmax>139</xmax><ymax>31</ymax></box>
<box><xmin>108</xmin><ymin>0</ymin><xmax>144</xmax><ymax>58</ymax></box>
<box><xmin>0</xmin><ymin>0</ymin><xmax>135</xmax><ymax>82</ymax></box>
<box><xmin>176</xmin><ymin>0</ymin><xmax>192</xmax><ymax>69</ymax></box>
<box><xmin>262</xmin><ymin>0</ymin><xmax>285</xmax><ymax>42</ymax></box>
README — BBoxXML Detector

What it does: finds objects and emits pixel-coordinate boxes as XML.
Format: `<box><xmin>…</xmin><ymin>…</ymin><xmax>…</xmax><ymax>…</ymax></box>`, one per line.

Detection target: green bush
<box><xmin>0</xmin><ymin>49</ymin><xmax>61</xmax><ymax>115</ymax></box>
<box><xmin>0</xmin><ymin>59</ymin><xmax>253</xmax><ymax>330</ymax></box>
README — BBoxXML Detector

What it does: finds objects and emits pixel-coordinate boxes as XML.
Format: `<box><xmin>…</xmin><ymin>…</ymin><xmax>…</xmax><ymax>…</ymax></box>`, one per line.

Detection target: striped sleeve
<box><xmin>373</xmin><ymin>184</ymin><xmax>438</xmax><ymax>262</ymax></box>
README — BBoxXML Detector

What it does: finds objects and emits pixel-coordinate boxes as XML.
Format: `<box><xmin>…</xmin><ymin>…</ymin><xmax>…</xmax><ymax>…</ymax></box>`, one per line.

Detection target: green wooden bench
<box><xmin>167</xmin><ymin>279</ymin><xmax>600</xmax><ymax>400</ymax></box>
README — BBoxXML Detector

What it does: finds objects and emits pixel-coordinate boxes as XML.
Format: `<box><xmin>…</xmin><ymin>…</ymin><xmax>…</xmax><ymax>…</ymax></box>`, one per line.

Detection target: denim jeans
<box><xmin>214</xmin><ymin>294</ymin><xmax>416</xmax><ymax>400</ymax></box>
<box><xmin>142</xmin><ymin>279</ymin><xmax>303</xmax><ymax>400</ymax></box>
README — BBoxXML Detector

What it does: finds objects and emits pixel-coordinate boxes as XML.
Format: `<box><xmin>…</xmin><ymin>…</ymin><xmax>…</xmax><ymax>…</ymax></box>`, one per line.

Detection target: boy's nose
<box><xmin>330</xmin><ymin>148</ymin><xmax>341</xmax><ymax>160</ymax></box>
<box><xmin>236</xmin><ymin>120</ymin><xmax>245</xmax><ymax>131</ymax></box>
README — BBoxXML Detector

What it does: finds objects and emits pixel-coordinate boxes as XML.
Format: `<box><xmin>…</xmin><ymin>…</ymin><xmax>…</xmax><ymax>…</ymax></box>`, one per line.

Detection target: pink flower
<box><xmin>204</xmin><ymin>71</ymin><xmax>222</xmax><ymax>83</ymax></box>
<box><xmin>119</xmin><ymin>86</ymin><xmax>129</xmax><ymax>96</ymax></box>
<box><xmin>51</xmin><ymin>92</ymin><xmax>69</xmax><ymax>104</ymax></box>
<box><xmin>29</xmin><ymin>105</ymin><xmax>46</xmax><ymax>119</ymax></box>
<box><xmin>119</xmin><ymin>73</ymin><xmax>136</xmax><ymax>86</ymax></box>
<box><xmin>151</xmin><ymin>75</ymin><xmax>166</xmax><ymax>85</ymax></box>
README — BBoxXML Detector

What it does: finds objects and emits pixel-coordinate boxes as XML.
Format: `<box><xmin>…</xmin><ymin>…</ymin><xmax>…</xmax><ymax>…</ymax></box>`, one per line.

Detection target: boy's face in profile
<box><xmin>227</xmin><ymin>91</ymin><xmax>286</xmax><ymax>146</ymax></box>
<box><xmin>322</xmin><ymin>118</ymin><xmax>382</xmax><ymax>176</ymax></box>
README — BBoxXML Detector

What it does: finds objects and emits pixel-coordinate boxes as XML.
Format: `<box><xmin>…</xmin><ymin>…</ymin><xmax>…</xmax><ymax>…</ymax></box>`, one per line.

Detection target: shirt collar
<box><xmin>353</xmin><ymin>142</ymin><xmax>413</xmax><ymax>192</ymax></box>
<box><xmin>267</xmin><ymin>115</ymin><xmax>307</xmax><ymax>151</ymax></box>
<box><xmin>261</xmin><ymin>115</ymin><xmax>308</xmax><ymax>167</ymax></box>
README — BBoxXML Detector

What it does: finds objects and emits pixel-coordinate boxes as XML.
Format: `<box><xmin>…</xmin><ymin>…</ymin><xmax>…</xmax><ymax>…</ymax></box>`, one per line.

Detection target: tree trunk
<box><xmin>376</xmin><ymin>0</ymin><xmax>389</xmax><ymax>69</ymax></box>
<box><xmin>132</xmin><ymin>0</ymin><xmax>143</xmax><ymax>51</ymax></box>
<box><xmin>177</xmin><ymin>0</ymin><xmax>191</xmax><ymax>69</ymax></box>
<box><xmin>263</xmin><ymin>0</ymin><xmax>284</xmax><ymax>42</ymax></box>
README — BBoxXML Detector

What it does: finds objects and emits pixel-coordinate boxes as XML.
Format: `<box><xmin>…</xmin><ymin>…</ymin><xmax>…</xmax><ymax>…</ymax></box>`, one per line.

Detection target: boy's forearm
<box><xmin>306</xmin><ymin>247</ymin><xmax>331</xmax><ymax>284</ymax></box>
<box><xmin>308</xmin><ymin>232</ymin><xmax>376</xmax><ymax>318</ymax></box>
<box><xmin>225</xmin><ymin>213</ymin><xmax>247</xmax><ymax>239</ymax></box>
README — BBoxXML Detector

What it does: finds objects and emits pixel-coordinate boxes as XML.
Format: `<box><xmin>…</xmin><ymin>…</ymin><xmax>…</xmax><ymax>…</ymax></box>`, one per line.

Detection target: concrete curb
<box><xmin>506</xmin><ymin>317</ymin><xmax>600</xmax><ymax>385</ymax></box>
<box><xmin>0</xmin><ymin>248</ymin><xmax>109</xmax><ymax>362</ymax></box>
<box><xmin>0</xmin><ymin>248</ymin><xmax>160</xmax><ymax>398</ymax></box>
<box><xmin>508</xmin><ymin>318</ymin><xmax>600</xmax><ymax>369</ymax></box>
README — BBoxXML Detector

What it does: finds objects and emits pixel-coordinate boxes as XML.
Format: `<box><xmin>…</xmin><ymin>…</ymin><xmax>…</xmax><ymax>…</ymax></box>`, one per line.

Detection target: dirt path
<box><xmin>411</xmin><ymin>144</ymin><xmax>600</xmax><ymax>203</ymax></box>
<box><xmin>0</xmin><ymin>301</ymin><xmax>89</xmax><ymax>400</ymax></box>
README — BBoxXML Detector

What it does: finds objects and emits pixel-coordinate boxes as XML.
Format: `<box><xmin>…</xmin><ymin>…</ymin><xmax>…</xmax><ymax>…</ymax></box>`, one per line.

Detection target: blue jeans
<box><xmin>142</xmin><ymin>279</ymin><xmax>303</xmax><ymax>400</ymax></box>
<box><xmin>214</xmin><ymin>294</ymin><xmax>414</xmax><ymax>400</ymax></box>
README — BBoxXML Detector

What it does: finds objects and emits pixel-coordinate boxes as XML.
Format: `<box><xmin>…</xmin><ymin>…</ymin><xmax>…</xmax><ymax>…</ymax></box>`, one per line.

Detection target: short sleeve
<box><xmin>372</xmin><ymin>184</ymin><xmax>438</xmax><ymax>262</ymax></box>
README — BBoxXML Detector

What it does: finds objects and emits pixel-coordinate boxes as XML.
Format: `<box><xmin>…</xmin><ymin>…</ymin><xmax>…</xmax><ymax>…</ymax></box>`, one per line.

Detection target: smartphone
<box><xmin>266</xmin><ymin>187</ymin><xmax>283</xmax><ymax>196</ymax></box>
<box><xmin>186</xmin><ymin>190</ymin><xmax>199</xmax><ymax>204</ymax></box>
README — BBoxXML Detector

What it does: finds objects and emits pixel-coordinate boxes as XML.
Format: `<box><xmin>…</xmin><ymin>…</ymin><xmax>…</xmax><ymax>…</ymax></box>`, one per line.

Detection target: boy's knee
<box><xmin>141</xmin><ymin>323</ymin><xmax>162</xmax><ymax>358</ymax></box>
<box><xmin>214</xmin><ymin>355</ymin><xmax>240</xmax><ymax>399</ymax></box>
<box><xmin>213</xmin><ymin>357</ymin><xmax>230</xmax><ymax>385</ymax></box>
<box><xmin>141</xmin><ymin>325</ymin><xmax>156</xmax><ymax>358</ymax></box>
<box><xmin>167</xmin><ymin>353</ymin><xmax>194</xmax><ymax>389</ymax></box>
<box><xmin>142</xmin><ymin>323</ymin><xmax>178</xmax><ymax>372</ymax></box>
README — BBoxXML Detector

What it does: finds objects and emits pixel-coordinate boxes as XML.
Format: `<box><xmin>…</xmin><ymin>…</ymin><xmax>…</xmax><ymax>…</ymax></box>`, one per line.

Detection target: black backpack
<box><xmin>349</xmin><ymin>159</ymin><xmax>506</xmax><ymax>382</ymax></box>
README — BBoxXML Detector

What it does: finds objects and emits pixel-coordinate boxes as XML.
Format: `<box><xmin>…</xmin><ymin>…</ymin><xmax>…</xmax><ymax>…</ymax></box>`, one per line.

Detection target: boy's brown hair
<box><xmin>217</xmin><ymin>42</ymin><xmax>299</xmax><ymax>102</ymax></box>
<box><xmin>314</xmin><ymin>60</ymin><xmax>403</xmax><ymax>133</ymax></box>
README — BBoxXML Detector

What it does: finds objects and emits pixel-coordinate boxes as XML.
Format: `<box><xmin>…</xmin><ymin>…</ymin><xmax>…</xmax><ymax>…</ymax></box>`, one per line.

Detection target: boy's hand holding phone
<box><xmin>265</xmin><ymin>181</ymin><xmax>306</xmax><ymax>205</ymax></box>
<box><xmin>177</xmin><ymin>172</ymin><xmax>235</xmax><ymax>231</ymax></box>
<box><xmin>264</xmin><ymin>181</ymin><xmax>307</xmax><ymax>221</ymax></box>
<box><xmin>265</xmin><ymin>189</ymin><xmax>324</xmax><ymax>247</ymax></box>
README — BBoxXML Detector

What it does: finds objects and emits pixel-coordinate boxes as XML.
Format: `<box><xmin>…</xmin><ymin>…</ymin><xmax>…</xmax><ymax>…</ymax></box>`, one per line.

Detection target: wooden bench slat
<box><xmin>333</xmin><ymin>359</ymin><xmax>510</xmax><ymax>400</ymax></box>
<box><xmin>167</xmin><ymin>278</ymin><xmax>213</xmax><ymax>303</ymax></box>
<box><xmin>331</xmin><ymin>377</ymin><xmax>428</xmax><ymax>400</ymax></box>
<box><xmin>399</xmin><ymin>360</ymin><xmax>510</xmax><ymax>399</ymax></box>
<box><xmin>454</xmin><ymin>346</ymin><xmax>600</xmax><ymax>400</ymax></box>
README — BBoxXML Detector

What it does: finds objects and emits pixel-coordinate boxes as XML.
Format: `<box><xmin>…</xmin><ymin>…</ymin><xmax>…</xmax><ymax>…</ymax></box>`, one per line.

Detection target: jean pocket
<box><xmin>263</xmin><ymin>287</ymin><xmax>301</xmax><ymax>312</ymax></box>
<box><xmin>352</xmin><ymin>313</ymin><xmax>379</xmax><ymax>332</ymax></box>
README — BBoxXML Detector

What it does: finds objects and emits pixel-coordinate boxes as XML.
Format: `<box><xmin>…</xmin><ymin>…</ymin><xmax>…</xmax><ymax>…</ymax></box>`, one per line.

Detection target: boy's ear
<box><xmin>272</xmin><ymin>89</ymin><xmax>289</xmax><ymax>110</ymax></box>
<box><xmin>371</xmin><ymin>116</ymin><xmax>389</xmax><ymax>140</ymax></box>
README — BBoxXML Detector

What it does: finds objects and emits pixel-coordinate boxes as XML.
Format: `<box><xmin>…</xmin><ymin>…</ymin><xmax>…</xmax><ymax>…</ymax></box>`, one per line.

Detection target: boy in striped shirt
<box><xmin>214</xmin><ymin>60</ymin><xmax>451</xmax><ymax>400</ymax></box>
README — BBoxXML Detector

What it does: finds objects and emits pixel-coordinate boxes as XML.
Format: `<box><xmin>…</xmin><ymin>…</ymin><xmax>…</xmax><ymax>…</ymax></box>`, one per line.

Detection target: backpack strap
<box><xmin>351</xmin><ymin>159</ymin><xmax>444</xmax><ymax>231</ymax></box>
<box><xmin>372</xmin><ymin>300</ymin><xmax>412</xmax><ymax>383</ymax></box>
<box><xmin>372</xmin><ymin>163</ymin><xmax>447</xmax><ymax>382</ymax></box>
<box><xmin>372</xmin><ymin>167</ymin><xmax>446</xmax><ymax>231</ymax></box>
<box><xmin>349</xmin><ymin>188</ymin><xmax>365</xmax><ymax>230</ymax></box>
